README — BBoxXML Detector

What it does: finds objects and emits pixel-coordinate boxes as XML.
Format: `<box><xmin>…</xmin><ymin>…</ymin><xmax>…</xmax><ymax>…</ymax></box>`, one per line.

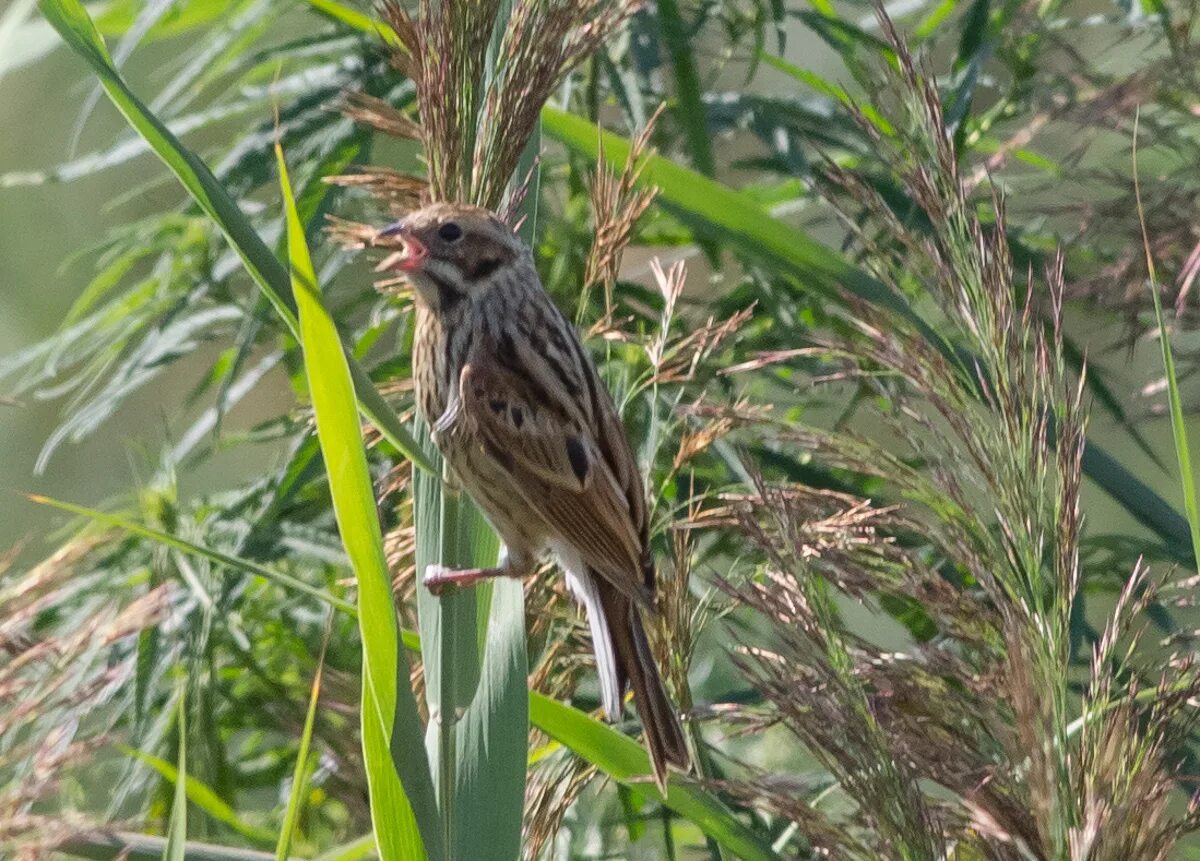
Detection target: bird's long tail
<box><xmin>593</xmin><ymin>575</ymin><xmax>690</xmax><ymax>790</ymax></box>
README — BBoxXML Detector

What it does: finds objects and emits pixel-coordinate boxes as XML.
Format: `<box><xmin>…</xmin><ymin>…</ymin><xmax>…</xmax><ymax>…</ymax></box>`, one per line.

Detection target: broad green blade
<box><xmin>411</xmin><ymin>357</ymin><xmax>526</xmax><ymax>861</ymax></box>
<box><xmin>529</xmin><ymin>694</ymin><xmax>779</xmax><ymax>861</ymax></box>
<box><xmin>279</xmin><ymin>145</ymin><xmax>441</xmax><ymax>861</ymax></box>
<box><xmin>447</xmin><ymin>577</ymin><xmax>528</xmax><ymax>861</ymax></box>
<box><xmin>396</xmin><ymin>620</ymin><xmax>777</xmax><ymax>859</ymax></box>
<box><xmin>413</xmin><ymin>437</ymin><xmax>493</xmax><ymax>722</ymax></box>
<box><xmin>412</xmin><ymin>442</ymin><xmax>483</xmax><ymax>854</ymax></box>
<box><xmin>1148</xmin><ymin>286</ymin><xmax>1200</xmax><ymax>569</ymax></box>
<box><xmin>25</xmin><ymin>493</ymin><xmax>356</xmax><ymax>615</ymax></box>
<box><xmin>276</xmin><ymin>634</ymin><xmax>329</xmax><ymax>861</ymax></box>
<box><xmin>37</xmin><ymin>0</ymin><xmax>434</xmax><ymax>475</ymax></box>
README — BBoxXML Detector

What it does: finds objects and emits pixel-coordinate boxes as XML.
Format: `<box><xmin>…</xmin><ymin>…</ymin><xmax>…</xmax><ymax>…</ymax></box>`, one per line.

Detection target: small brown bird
<box><xmin>375</xmin><ymin>201</ymin><xmax>689</xmax><ymax>787</ymax></box>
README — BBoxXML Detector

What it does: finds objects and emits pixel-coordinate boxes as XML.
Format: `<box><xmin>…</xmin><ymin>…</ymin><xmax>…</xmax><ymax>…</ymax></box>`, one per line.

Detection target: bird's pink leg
<box><xmin>422</xmin><ymin>552</ymin><xmax>534</xmax><ymax>595</ymax></box>
<box><xmin>422</xmin><ymin>564</ymin><xmax>501</xmax><ymax>594</ymax></box>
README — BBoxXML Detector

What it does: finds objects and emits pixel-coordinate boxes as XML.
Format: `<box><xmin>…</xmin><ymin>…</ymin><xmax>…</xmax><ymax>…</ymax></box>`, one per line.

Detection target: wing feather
<box><xmin>456</xmin><ymin>359</ymin><xmax>649</xmax><ymax>605</ymax></box>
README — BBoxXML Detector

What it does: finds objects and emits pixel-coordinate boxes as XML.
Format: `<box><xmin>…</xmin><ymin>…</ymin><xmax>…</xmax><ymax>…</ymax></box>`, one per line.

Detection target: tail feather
<box><xmin>594</xmin><ymin>574</ymin><xmax>690</xmax><ymax>790</ymax></box>
<box><xmin>564</xmin><ymin>567</ymin><xmax>623</xmax><ymax>719</ymax></box>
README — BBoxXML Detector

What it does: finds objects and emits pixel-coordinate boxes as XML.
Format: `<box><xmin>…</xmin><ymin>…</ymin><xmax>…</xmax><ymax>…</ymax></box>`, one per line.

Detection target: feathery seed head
<box><xmin>378</xmin><ymin>0</ymin><xmax>639</xmax><ymax>208</ymax></box>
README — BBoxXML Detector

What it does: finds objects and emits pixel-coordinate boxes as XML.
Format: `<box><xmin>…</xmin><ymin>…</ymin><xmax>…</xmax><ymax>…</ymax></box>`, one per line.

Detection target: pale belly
<box><xmin>440</xmin><ymin>431</ymin><xmax>550</xmax><ymax>561</ymax></box>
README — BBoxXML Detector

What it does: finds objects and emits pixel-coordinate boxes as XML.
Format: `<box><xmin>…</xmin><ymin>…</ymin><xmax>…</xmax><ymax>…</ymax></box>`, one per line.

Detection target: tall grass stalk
<box><xmin>279</xmin><ymin>146</ymin><xmax>441</xmax><ymax>860</ymax></box>
<box><xmin>1133</xmin><ymin>112</ymin><xmax>1200</xmax><ymax>571</ymax></box>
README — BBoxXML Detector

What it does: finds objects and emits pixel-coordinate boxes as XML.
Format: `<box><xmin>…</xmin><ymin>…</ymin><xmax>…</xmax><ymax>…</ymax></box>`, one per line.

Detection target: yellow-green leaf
<box><xmin>279</xmin><ymin>144</ymin><xmax>441</xmax><ymax>861</ymax></box>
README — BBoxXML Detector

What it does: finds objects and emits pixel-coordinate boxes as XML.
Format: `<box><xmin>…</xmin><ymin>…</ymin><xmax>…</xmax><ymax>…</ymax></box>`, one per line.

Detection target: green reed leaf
<box><xmin>279</xmin><ymin>143</ymin><xmax>441</xmax><ymax>861</ymax></box>
<box><xmin>123</xmin><ymin>747</ymin><xmax>276</xmax><ymax>847</ymax></box>
<box><xmin>307</xmin><ymin>0</ymin><xmax>403</xmax><ymax>47</ymax></box>
<box><xmin>1134</xmin><ymin>119</ymin><xmax>1200</xmax><ymax>570</ymax></box>
<box><xmin>55</xmin><ymin>833</ymin><xmax>280</xmax><ymax>861</ymax></box>
<box><xmin>529</xmin><ymin>693</ymin><xmax>780</xmax><ymax>861</ymax></box>
<box><xmin>311</xmin><ymin>835</ymin><xmax>378</xmax><ymax>861</ymax></box>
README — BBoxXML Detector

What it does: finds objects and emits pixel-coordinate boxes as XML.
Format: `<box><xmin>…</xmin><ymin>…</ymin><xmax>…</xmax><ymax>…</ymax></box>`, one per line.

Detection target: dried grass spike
<box><xmin>324</xmin><ymin>165</ymin><xmax>428</xmax><ymax>211</ymax></box>
<box><xmin>584</xmin><ymin>106</ymin><xmax>663</xmax><ymax>312</ymax></box>
<box><xmin>340</xmin><ymin>90</ymin><xmax>422</xmax><ymax>140</ymax></box>
<box><xmin>324</xmin><ymin>214</ymin><xmax>382</xmax><ymax>250</ymax></box>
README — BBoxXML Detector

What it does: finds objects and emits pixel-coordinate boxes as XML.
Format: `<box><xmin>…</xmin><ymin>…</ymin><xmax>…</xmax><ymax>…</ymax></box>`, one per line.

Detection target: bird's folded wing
<box><xmin>458</xmin><ymin>362</ymin><xmax>649</xmax><ymax>605</ymax></box>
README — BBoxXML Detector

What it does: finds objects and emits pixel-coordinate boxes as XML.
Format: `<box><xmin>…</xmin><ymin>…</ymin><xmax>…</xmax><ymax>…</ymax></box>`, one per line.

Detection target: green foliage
<box><xmin>37</xmin><ymin>0</ymin><xmax>433</xmax><ymax>474</ymax></box>
<box><xmin>5</xmin><ymin>0</ymin><xmax>1200</xmax><ymax>858</ymax></box>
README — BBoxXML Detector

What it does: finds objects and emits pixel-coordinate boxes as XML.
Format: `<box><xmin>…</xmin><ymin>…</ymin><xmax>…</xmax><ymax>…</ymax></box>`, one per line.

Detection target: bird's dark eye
<box><xmin>438</xmin><ymin>222</ymin><xmax>463</xmax><ymax>242</ymax></box>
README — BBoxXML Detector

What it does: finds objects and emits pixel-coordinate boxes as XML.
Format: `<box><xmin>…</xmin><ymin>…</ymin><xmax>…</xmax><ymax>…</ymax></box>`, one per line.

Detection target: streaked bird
<box><xmin>375</xmin><ymin>202</ymin><xmax>689</xmax><ymax>788</ymax></box>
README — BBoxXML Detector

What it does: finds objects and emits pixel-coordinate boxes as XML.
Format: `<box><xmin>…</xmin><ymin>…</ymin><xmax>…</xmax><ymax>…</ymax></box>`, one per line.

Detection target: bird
<box><xmin>373</xmin><ymin>201</ymin><xmax>690</xmax><ymax>789</ymax></box>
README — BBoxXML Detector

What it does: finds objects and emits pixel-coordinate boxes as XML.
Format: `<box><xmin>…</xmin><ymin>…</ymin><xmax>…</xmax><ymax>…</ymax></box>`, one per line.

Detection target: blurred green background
<box><xmin>0</xmin><ymin>6</ymin><xmax>301</xmax><ymax>548</ymax></box>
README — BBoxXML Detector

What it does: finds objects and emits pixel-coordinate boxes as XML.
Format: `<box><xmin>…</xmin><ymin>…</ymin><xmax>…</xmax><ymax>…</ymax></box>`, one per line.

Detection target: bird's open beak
<box><xmin>373</xmin><ymin>222</ymin><xmax>428</xmax><ymax>274</ymax></box>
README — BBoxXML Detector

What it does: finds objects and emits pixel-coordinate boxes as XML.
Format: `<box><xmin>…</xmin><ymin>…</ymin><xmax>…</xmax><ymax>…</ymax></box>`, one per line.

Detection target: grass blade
<box><xmin>412</xmin><ymin>455</ymin><xmax>492</xmax><ymax>857</ymax></box>
<box><xmin>123</xmin><ymin>748</ymin><xmax>277</xmax><ymax>846</ymax></box>
<box><xmin>24</xmin><ymin>493</ymin><xmax>356</xmax><ymax>615</ymax></box>
<box><xmin>163</xmin><ymin>693</ymin><xmax>188</xmax><ymax>861</ymax></box>
<box><xmin>37</xmin><ymin>0</ymin><xmax>434</xmax><ymax>475</ymax></box>
<box><xmin>312</xmin><ymin>839</ymin><xmax>376</xmax><ymax>861</ymax></box>
<box><xmin>759</xmin><ymin>52</ymin><xmax>894</xmax><ymax>134</ymax></box>
<box><xmin>312</xmin><ymin>835</ymin><xmax>378</xmax><ymax>861</ymax></box>
<box><xmin>56</xmin><ymin>834</ymin><xmax>280</xmax><ymax>861</ymax></box>
<box><xmin>449</xmin><ymin>577</ymin><xmax>527</xmax><ymax>861</ymax></box>
<box><xmin>1134</xmin><ymin>117</ymin><xmax>1200</xmax><ymax>569</ymax></box>
<box><xmin>306</xmin><ymin>0</ymin><xmax>403</xmax><ymax>48</ymax></box>
<box><xmin>279</xmin><ymin>144</ymin><xmax>441</xmax><ymax>861</ymax></box>
<box><xmin>529</xmin><ymin>693</ymin><xmax>779</xmax><ymax>861</ymax></box>
<box><xmin>276</xmin><ymin>628</ymin><xmax>330</xmax><ymax>861</ymax></box>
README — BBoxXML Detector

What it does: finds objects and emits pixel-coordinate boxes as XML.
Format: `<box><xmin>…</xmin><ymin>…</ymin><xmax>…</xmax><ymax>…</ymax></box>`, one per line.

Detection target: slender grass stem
<box><xmin>55</xmin><ymin>833</ymin><xmax>280</xmax><ymax>861</ymax></box>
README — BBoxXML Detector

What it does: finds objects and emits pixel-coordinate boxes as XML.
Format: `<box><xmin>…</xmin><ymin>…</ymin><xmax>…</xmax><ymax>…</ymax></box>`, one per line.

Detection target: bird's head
<box><xmin>372</xmin><ymin>203</ymin><xmax>526</xmax><ymax>311</ymax></box>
